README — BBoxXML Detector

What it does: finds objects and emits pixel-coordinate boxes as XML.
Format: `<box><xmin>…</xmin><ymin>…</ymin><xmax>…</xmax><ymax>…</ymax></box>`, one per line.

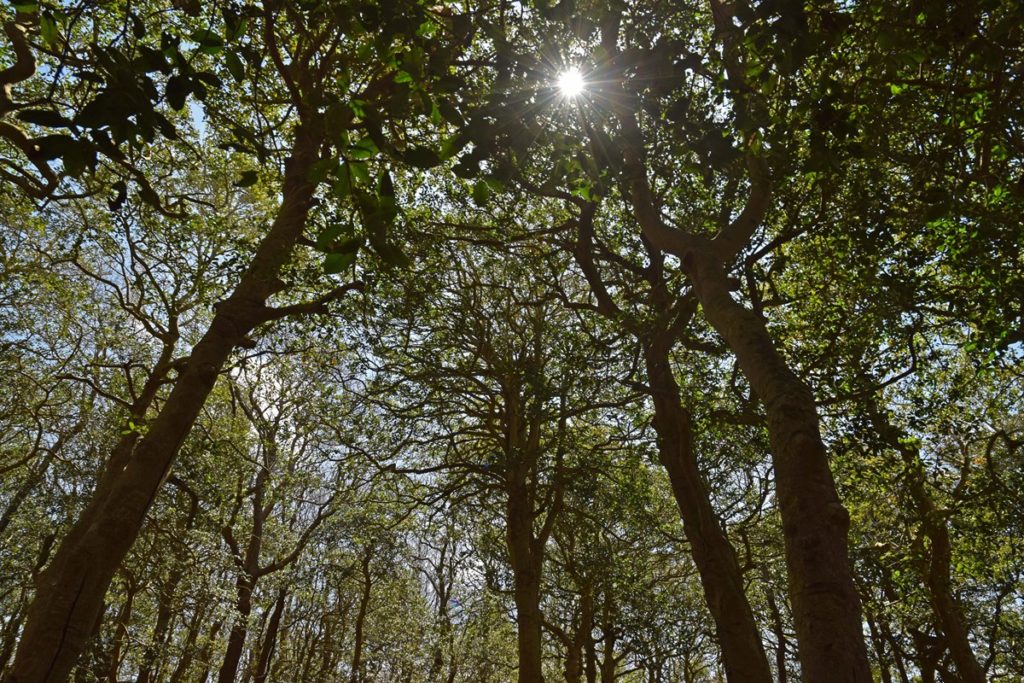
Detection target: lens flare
<box><xmin>557</xmin><ymin>68</ymin><xmax>585</xmax><ymax>97</ymax></box>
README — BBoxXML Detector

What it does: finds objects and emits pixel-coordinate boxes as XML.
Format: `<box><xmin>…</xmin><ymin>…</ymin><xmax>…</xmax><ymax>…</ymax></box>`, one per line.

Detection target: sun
<box><xmin>556</xmin><ymin>68</ymin><xmax>585</xmax><ymax>97</ymax></box>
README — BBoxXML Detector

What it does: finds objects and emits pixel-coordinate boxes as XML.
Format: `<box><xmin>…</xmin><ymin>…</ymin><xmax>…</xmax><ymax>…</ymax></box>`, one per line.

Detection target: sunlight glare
<box><xmin>557</xmin><ymin>68</ymin><xmax>585</xmax><ymax>97</ymax></box>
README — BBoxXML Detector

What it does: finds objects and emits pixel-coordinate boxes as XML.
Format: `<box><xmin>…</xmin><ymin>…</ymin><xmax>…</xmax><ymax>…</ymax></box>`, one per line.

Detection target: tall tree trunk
<box><xmin>598</xmin><ymin>594</ymin><xmax>616</xmax><ymax>683</ymax></box>
<box><xmin>506</xmin><ymin>477</ymin><xmax>545</xmax><ymax>683</ymax></box>
<box><xmin>349</xmin><ymin>553</ymin><xmax>373</xmax><ymax>683</ymax></box>
<box><xmin>0</xmin><ymin>602</ymin><xmax>26</xmax><ymax>676</ymax></box>
<box><xmin>194</xmin><ymin>619</ymin><xmax>224</xmax><ymax>683</ymax></box>
<box><xmin>8</xmin><ymin>125</ymin><xmax>322</xmax><ymax>683</ymax></box>
<box><xmin>562</xmin><ymin>586</ymin><xmax>593</xmax><ymax>683</ymax></box>
<box><xmin>643</xmin><ymin>336</ymin><xmax>773</xmax><ymax>683</ymax></box>
<box><xmin>217</xmin><ymin>575</ymin><xmax>255</xmax><ymax>683</ymax></box>
<box><xmin>584</xmin><ymin>629</ymin><xmax>597</xmax><ymax>683</ymax></box>
<box><xmin>166</xmin><ymin>603</ymin><xmax>209</xmax><ymax>683</ymax></box>
<box><xmin>865</xmin><ymin>615</ymin><xmax>893</xmax><ymax>683</ymax></box>
<box><xmin>605</xmin><ymin>36</ymin><xmax>871</xmax><ymax>671</ymax></box>
<box><xmin>682</xmin><ymin>253</ymin><xmax>870</xmax><ymax>682</ymax></box>
<box><xmin>253</xmin><ymin>589</ymin><xmax>287</xmax><ymax>683</ymax></box>
<box><xmin>135</xmin><ymin>571</ymin><xmax>179</xmax><ymax>683</ymax></box>
<box><xmin>763</xmin><ymin>583</ymin><xmax>789</xmax><ymax>683</ymax></box>
<box><xmin>104</xmin><ymin>584</ymin><xmax>136</xmax><ymax>683</ymax></box>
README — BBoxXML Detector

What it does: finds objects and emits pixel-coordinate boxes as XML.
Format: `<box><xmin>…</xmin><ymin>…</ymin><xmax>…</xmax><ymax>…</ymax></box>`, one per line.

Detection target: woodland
<box><xmin>0</xmin><ymin>0</ymin><xmax>1022</xmax><ymax>681</ymax></box>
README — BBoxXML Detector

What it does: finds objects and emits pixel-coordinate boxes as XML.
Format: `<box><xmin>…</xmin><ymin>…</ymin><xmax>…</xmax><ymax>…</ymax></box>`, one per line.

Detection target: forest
<box><xmin>0</xmin><ymin>0</ymin><xmax>1022</xmax><ymax>681</ymax></box>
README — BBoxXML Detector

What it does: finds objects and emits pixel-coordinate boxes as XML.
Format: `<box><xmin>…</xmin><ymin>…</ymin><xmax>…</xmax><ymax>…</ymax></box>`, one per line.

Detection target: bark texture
<box><xmin>643</xmin><ymin>336</ymin><xmax>774</xmax><ymax>683</ymax></box>
<box><xmin>8</xmin><ymin>125</ymin><xmax>321</xmax><ymax>683</ymax></box>
<box><xmin>687</xmin><ymin>254</ymin><xmax>870</xmax><ymax>682</ymax></box>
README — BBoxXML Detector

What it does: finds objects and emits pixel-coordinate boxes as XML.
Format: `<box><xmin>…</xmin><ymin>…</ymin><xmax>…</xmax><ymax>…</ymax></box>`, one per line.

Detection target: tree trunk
<box><xmin>685</xmin><ymin>253</ymin><xmax>870</xmax><ymax>682</ymax></box>
<box><xmin>506</xmin><ymin>474</ymin><xmax>545</xmax><ymax>683</ymax></box>
<box><xmin>865</xmin><ymin>615</ymin><xmax>893</xmax><ymax>683</ymax></box>
<box><xmin>349</xmin><ymin>553</ymin><xmax>373</xmax><ymax>683</ymax></box>
<box><xmin>8</xmin><ymin>125</ymin><xmax>321</xmax><ymax>683</ymax></box>
<box><xmin>167</xmin><ymin>603</ymin><xmax>209</xmax><ymax>683</ymax></box>
<box><xmin>598</xmin><ymin>594</ymin><xmax>616</xmax><ymax>683</ymax></box>
<box><xmin>217</xmin><ymin>575</ymin><xmax>255</xmax><ymax>683</ymax></box>
<box><xmin>643</xmin><ymin>336</ymin><xmax>773</xmax><ymax>683</ymax></box>
<box><xmin>104</xmin><ymin>584</ymin><xmax>136</xmax><ymax>683</ymax></box>
<box><xmin>562</xmin><ymin>586</ymin><xmax>593</xmax><ymax>683</ymax></box>
<box><xmin>610</xmin><ymin>82</ymin><xmax>870</xmax><ymax>678</ymax></box>
<box><xmin>253</xmin><ymin>588</ymin><xmax>287</xmax><ymax>683</ymax></box>
<box><xmin>135</xmin><ymin>571</ymin><xmax>179</xmax><ymax>683</ymax></box>
<box><xmin>763</xmin><ymin>584</ymin><xmax>789</xmax><ymax>683</ymax></box>
<box><xmin>869</xmin><ymin>409</ymin><xmax>986</xmax><ymax>683</ymax></box>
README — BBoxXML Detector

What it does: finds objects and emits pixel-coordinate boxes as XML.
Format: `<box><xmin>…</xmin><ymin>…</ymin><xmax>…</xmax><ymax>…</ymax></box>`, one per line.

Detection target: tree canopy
<box><xmin>1</xmin><ymin>0</ymin><xmax>1022</xmax><ymax>681</ymax></box>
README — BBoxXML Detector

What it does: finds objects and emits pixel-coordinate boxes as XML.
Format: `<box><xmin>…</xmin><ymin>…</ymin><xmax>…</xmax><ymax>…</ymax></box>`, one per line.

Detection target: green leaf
<box><xmin>348</xmin><ymin>99</ymin><xmax>367</xmax><ymax>119</ymax></box>
<box><xmin>348</xmin><ymin>161</ymin><xmax>370</xmax><ymax>185</ymax></box>
<box><xmin>108</xmin><ymin>180</ymin><xmax>128</xmax><ymax>211</ymax></box>
<box><xmin>191</xmin><ymin>28</ymin><xmax>224</xmax><ymax>49</ymax></box>
<box><xmin>165</xmin><ymin>75</ymin><xmax>189</xmax><ymax>110</ymax></box>
<box><xmin>33</xmin><ymin>134</ymin><xmax>74</xmax><ymax>160</ymax></box>
<box><xmin>472</xmin><ymin>179</ymin><xmax>491</xmax><ymax>205</ymax></box>
<box><xmin>222</xmin><ymin>8</ymin><xmax>248</xmax><ymax>41</ymax></box>
<box><xmin>16</xmin><ymin>108</ymin><xmax>70</xmax><ymax>127</ymax></box>
<box><xmin>333</xmin><ymin>167</ymin><xmax>352</xmax><ymax>198</ymax></box>
<box><xmin>39</xmin><ymin>12</ymin><xmax>58</xmax><ymax>46</ymax></box>
<box><xmin>10</xmin><ymin>1</ymin><xmax>37</xmax><ymax>13</ymax></box>
<box><xmin>394</xmin><ymin>70</ymin><xmax>413</xmax><ymax>84</ymax></box>
<box><xmin>416</xmin><ymin>19</ymin><xmax>438</xmax><ymax>37</ymax></box>
<box><xmin>316</xmin><ymin>222</ymin><xmax>349</xmax><ymax>251</ymax></box>
<box><xmin>225</xmin><ymin>51</ymin><xmax>245</xmax><ymax>82</ymax></box>
<box><xmin>404</xmin><ymin>147</ymin><xmax>442</xmax><ymax>168</ymax></box>
<box><xmin>153</xmin><ymin>112</ymin><xmax>177</xmax><ymax>139</ymax></box>
<box><xmin>324</xmin><ymin>251</ymin><xmax>357</xmax><ymax>274</ymax></box>
<box><xmin>307</xmin><ymin>158</ymin><xmax>337</xmax><ymax>184</ymax></box>
<box><xmin>61</xmin><ymin>141</ymin><xmax>95</xmax><ymax>178</ymax></box>
<box><xmin>233</xmin><ymin>170</ymin><xmax>258</xmax><ymax>187</ymax></box>
<box><xmin>129</xmin><ymin>12</ymin><xmax>145</xmax><ymax>38</ymax></box>
<box><xmin>194</xmin><ymin>71</ymin><xmax>223</xmax><ymax>89</ymax></box>
<box><xmin>349</xmin><ymin>137</ymin><xmax>378</xmax><ymax>160</ymax></box>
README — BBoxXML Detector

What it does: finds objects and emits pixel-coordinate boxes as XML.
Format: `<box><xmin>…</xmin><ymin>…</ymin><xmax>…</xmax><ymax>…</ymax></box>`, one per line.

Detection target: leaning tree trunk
<box><xmin>8</xmin><ymin>124</ymin><xmax>322</xmax><ymax>683</ymax></box>
<box><xmin>607</xmin><ymin>50</ymin><xmax>870</xmax><ymax>674</ymax></box>
<box><xmin>643</xmin><ymin>335</ymin><xmax>774</xmax><ymax>683</ymax></box>
<box><xmin>686</xmin><ymin>254</ymin><xmax>870</xmax><ymax>682</ymax></box>
<box><xmin>253</xmin><ymin>588</ymin><xmax>287</xmax><ymax>683</ymax></box>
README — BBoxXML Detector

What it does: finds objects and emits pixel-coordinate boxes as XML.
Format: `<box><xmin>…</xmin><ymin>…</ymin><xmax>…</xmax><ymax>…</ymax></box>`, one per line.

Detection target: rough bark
<box><xmin>8</xmin><ymin>123</ymin><xmax>322</xmax><ymax>683</ymax></box>
<box><xmin>643</xmin><ymin>335</ymin><xmax>773</xmax><ymax>683</ymax></box>
<box><xmin>507</xmin><ymin>480</ymin><xmax>545</xmax><ymax>683</ymax></box>
<box><xmin>686</xmin><ymin>254</ymin><xmax>870</xmax><ymax>682</ymax></box>
<box><xmin>597</xmin><ymin>6</ymin><xmax>870</xmax><ymax>668</ymax></box>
